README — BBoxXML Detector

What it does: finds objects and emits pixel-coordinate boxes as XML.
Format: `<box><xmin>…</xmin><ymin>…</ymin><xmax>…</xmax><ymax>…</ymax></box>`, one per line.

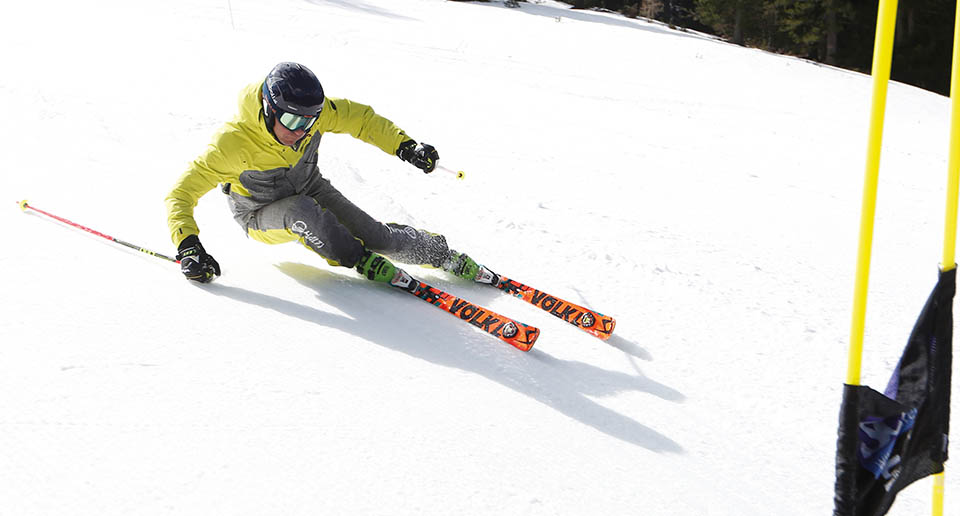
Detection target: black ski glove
<box><xmin>397</xmin><ymin>140</ymin><xmax>439</xmax><ymax>174</ymax></box>
<box><xmin>176</xmin><ymin>235</ymin><xmax>221</xmax><ymax>283</ymax></box>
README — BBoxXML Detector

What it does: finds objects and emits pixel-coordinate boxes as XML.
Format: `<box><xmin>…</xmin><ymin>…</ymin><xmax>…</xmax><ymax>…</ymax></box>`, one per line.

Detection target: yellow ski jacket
<box><xmin>165</xmin><ymin>81</ymin><xmax>411</xmax><ymax>247</ymax></box>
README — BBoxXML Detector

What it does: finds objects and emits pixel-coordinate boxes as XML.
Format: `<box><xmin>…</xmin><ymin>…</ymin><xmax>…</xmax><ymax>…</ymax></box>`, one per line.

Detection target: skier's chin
<box><xmin>278</xmin><ymin>134</ymin><xmax>300</xmax><ymax>146</ymax></box>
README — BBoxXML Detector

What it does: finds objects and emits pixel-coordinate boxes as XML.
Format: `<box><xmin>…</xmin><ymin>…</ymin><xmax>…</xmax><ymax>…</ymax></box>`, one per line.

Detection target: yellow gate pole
<box><xmin>932</xmin><ymin>4</ymin><xmax>960</xmax><ymax>514</ymax></box>
<box><xmin>847</xmin><ymin>0</ymin><xmax>900</xmax><ymax>387</ymax></box>
<box><xmin>941</xmin><ymin>2</ymin><xmax>960</xmax><ymax>274</ymax></box>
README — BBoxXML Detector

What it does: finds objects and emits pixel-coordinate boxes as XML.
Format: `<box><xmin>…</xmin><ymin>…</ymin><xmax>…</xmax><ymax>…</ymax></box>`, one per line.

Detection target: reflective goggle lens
<box><xmin>278</xmin><ymin>111</ymin><xmax>317</xmax><ymax>132</ymax></box>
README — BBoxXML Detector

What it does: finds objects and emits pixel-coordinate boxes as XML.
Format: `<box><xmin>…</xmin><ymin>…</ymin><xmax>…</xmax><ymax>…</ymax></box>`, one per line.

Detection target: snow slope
<box><xmin>2</xmin><ymin>0</ymin><xmax>957</xmax><ymax>514</ymax></box>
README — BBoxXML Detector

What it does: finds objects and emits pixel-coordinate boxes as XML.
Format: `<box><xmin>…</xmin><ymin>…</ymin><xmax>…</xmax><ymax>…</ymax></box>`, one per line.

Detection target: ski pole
<box><xmin>436</xmin><ymin>165</ymin><xmax>466</xmax><ymax>180</ymax></box>
<box><xmin>16</xmin><ymin>200</ymin><xmax>180</xmax><ymax>264</ymax></box>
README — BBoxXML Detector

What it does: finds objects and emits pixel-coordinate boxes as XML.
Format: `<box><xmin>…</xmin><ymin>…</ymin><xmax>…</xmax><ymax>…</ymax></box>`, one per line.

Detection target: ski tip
<box><xmin>573</xmin><ymin>308</ymin><xmax>616</xmax><ymax>340</ymax></box>
<box><xmin>600</xmin><ymin>318</ymin><xmax>616</xmax><ymax>340</ymax></box>
<box><xmin>503</xmin><ymin>323</ymin><xmax>539</xmax><ymax>351</ymax></box>
<box><xmin>512</xmin><ymin>336</ymin><xmax>537</xmax><ymax>351</ymax></box>
<box><xmin>521</xmin><ymin>327</ymin><xmax>540</xmax><ymax>351</ymax></box>
<box><xmin>17</xmin><ymin>199</ymin><xmax>29</xmax><ymax>211</ymax></box>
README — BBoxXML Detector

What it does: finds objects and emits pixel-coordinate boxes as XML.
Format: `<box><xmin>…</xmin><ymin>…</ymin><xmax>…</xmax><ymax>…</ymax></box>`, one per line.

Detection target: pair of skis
<box><xmin>386</xmin><ymin>264</ymin><xmax>615</xmax><ymax>352</ymax></box>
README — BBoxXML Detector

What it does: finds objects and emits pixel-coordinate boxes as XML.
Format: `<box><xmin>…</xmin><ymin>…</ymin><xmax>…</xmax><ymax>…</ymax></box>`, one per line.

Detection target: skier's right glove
<box><xmin>396</xmin><ymin>139</ymin><xmax>439</xmax><ymax>173</ymax></box>
<box><xmin>176</xmin><ymin>235</ymin><xmax>221</xmax><ymax>283</ymax></box>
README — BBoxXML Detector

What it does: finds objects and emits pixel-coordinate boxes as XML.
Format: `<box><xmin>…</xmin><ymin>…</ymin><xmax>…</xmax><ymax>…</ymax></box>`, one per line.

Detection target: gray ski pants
<box><xmin>224</xmin><ymin>147</ymin><xmax>449</xmax><ymax>269</ymax></box>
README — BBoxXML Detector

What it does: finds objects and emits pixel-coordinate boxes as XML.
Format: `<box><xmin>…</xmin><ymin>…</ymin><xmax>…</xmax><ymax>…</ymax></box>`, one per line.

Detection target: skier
<box><xmin>165</xmin><ymin>62</ymin><xmax>479</xmax><ymax>285</ymax></box>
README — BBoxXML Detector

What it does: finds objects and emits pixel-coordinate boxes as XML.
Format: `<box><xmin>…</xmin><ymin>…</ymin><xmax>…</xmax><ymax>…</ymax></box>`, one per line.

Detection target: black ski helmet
<box><xmin>261</xmin><ymin>62</ymin><xmax>325</xmax><ymax>121</ymax></box>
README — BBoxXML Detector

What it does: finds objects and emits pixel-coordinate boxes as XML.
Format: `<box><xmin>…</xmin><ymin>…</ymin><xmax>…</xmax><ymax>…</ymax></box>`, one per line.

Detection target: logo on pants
<box><xmin>292</xmin><ymin>220</ymin><xmax>325</xmax><ymax>249</ymax></box>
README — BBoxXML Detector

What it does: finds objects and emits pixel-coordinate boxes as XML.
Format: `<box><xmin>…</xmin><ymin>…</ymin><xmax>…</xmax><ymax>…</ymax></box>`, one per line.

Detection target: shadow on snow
<box><xmin>203</xmin><ymin>261</ymin><xmax>685</xmax><ymax>453</ymax></box>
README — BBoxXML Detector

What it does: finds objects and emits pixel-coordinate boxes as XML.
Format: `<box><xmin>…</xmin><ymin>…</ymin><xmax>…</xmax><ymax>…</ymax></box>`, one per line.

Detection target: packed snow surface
<box><xmin>2</xmin><ymin>0</ymin><xmax>958</xmax><ymax>514</ymax></box>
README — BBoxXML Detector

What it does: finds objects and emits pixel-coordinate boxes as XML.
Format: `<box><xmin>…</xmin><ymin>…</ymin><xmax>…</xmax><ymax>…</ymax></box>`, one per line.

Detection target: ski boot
<box><xmin>442</xmin><ymin>250</ymin><xmax>479</xmax><ymax>280</ymax></box>
<box><xmin>442</xmin><ymin>250</ymin><xmax>501</xmax><ymax>285</ymax></box>
<box><xmin>356</xmin><ymin>249</ymin><xmax>399</xmax><ymax>283</ymax></box>
<box><xmin>356</xmin><ymin>249</ymin><xmax>417</xmax><ymax>291</ymax></box>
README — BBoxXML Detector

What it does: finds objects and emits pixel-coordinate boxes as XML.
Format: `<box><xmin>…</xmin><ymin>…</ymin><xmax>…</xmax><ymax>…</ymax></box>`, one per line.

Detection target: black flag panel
<box><xmin>834</xmin><ymin>267</ymin><xmax>954</xmax><ymax>516</ymax></box>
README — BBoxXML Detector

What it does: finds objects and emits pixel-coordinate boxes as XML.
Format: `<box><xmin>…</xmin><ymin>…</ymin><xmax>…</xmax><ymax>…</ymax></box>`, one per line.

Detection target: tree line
<box><xmin>557</xmin><ymin>0</ymin><xmax>957</xmax><ymax>95</ymax></box>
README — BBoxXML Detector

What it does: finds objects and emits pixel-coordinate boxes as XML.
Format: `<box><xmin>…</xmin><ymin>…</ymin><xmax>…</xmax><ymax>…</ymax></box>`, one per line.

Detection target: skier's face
<box><xmin>273</xmin><ymin>117</ymin><xmax>307</xmax><ymax>147</ymax></box>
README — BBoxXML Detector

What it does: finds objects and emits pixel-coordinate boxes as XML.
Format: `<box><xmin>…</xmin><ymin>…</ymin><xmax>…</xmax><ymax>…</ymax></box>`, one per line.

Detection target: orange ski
<box><xmin>482</xmin><ymin>270</ymin><xmax>616</xmax><ymax>340</ymax></box>
<box><xmin>390</xmin><ymin>270</ymin><xmax>539</xmax><ymax>351</ymax></box>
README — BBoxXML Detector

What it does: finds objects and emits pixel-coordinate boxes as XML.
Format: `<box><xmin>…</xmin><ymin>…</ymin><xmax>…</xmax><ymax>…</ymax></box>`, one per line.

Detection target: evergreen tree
<box><xmin>555</xmin><ymin>0</ymin><xmax>956</xmax><ymax>95</ymax></box>
<box><xmin>890</xmin><ymin>0</ymin><xmax>955</xmax><ymax>95</ymax></box>
<box><xmin>694</xmin><ymin>0</ymin><xmax>767</xmax><ymax>45</ymax></box>
<box><xmin>769</xmin><ymin>0</ymin><xmax>854</xmax><ymax>65</ymax></box>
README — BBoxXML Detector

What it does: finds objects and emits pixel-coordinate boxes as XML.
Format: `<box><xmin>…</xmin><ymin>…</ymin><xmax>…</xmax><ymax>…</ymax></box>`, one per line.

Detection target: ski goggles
<box><xmin>277</xmin><ymin>111</ymin><xmax>318</xmax><ymax>132</ymax></box>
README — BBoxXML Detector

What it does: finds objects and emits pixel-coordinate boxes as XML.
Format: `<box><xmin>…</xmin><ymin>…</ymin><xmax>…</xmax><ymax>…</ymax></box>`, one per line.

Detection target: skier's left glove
<box><xmin>176</xmin><ymin>235</ymin><xmax>221</xmax><ymax>283</ymax></box>
<box><xmin>397</xmin><ymin>140</ymin><xmax>439</xmax><ymax>173</ymax></box>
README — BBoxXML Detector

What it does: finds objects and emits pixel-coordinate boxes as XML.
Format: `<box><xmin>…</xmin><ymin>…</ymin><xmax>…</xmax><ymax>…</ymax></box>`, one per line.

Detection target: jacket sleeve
<box><xmin>165</xmin><ymin>132</ymin><xmax>245</xmax><ymax>246</ymax></box>
<box><xmin>318</xmin><ymin>97</ymin><xmax>411</xmax><ymax>155</ymax></box>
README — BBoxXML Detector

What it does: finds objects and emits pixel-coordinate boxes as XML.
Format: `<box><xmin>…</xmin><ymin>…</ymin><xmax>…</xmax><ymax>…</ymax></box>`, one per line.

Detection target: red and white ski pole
<box><xmin>16</xmin><ymin>200</ymin><xmax>180</xmax><ymax>263</ymax></box>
